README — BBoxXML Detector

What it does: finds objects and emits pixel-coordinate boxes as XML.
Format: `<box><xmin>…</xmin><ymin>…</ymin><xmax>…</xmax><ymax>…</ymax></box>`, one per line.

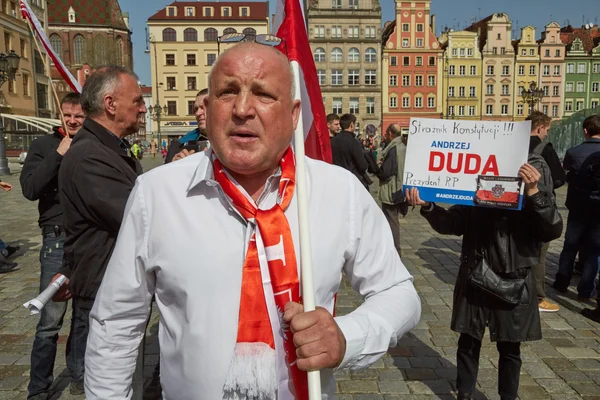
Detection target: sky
<box><xmin>119</xmin><ymin>0</ymin><xmax>600</xmax><ymax>86</ymax></box>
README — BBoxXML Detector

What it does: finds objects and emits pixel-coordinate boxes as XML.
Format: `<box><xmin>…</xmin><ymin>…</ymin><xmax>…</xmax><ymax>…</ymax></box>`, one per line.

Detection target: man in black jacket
<box><xmin>53</xmin><ymin>66</ymin><xmax>145</xmax><ymax>393</ymax></box>
<box><xmin>20</xmin><ymin>92</ymin><xmax>85</xmax><ymax>399</ymax></box>
<box><xmin>526</xmin><ymin>111</ymin><xmax>565</xmax><ymax>313</ymax></box>
<box><xmin>331</xmin><ymin>114</ymin><xmax>369</xmax><ymax>189</ymax></box>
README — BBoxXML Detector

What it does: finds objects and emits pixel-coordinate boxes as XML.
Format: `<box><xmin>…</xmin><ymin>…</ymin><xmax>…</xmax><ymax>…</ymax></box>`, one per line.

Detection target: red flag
<box><xmin>20</xmin><ymin>0</ymin><xmax>82</xmax><ymax>93</ymax></box>
<box><xmin>274</xmin><ymin>0</ymin><xmax>332</xmax><ymax>163</ymax></box>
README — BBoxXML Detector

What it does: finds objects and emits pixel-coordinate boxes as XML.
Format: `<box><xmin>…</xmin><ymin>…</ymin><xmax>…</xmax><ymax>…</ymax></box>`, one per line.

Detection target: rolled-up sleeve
<box><xmin>85</xmin><ymin>177</ymin><xmax>155</xmax><ymax>399</ymax></box>
<box><xmin>334</xmin><ymin>176</ymin><xmax>421</xmax><ymax>369</ymax></box>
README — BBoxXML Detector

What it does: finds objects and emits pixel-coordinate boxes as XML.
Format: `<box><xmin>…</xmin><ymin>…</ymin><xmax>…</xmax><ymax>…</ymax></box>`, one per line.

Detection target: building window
<box><xmin>93</xmin><ymin>36</ymin><xmax>106</xmax><ymax>66</ymax></box>
<box><xmin>577</xmin><ymin>82</ymin><xmax>585</xmax><ymax>92</ymax></box>
<box><xmin>167</xmin><ymin>101</ymin><xmax>177</xmax><ymax>116</ymax></box>
<box><xmin>204</xmin><ymin>28</ymin><xmax>218</xmax><ymax>42</ymax></box>
<box><xmin>545</xmin><ymin>49</ymin><xmax>550</xmax><ymax>57</ymax></box>
<box><xmin>452</xmin><ymin>48</ymin><xmax>458</xmax><ymax>56</ymax></box>
<box><xmin>331</xmin><ymin>26</ymin><xmax>342</xmax><ymax>38</ymax></box>
<box><xmin>415</xmin><ymin>96</ymin><xmax>423</xmax><ymax>108</ymax></box>
<box><xmin>7</xmin><ymin>79</ymin><xmax>13</xmax><ymax>93</ymax></box>
<box><xmin>428</xmin><ymin>57</ymin><xmax>435</xmax><ymax>66</ymax></box>
<box><xmin>459</xmin><ymin>65</ymin><xmax>466</xmax><ymax>76</ymax></box>
<box><xmin>49</xmin><ymin>34</ymin><xmax>62</xmax><ymax>60</ymax></box>
<box><xmin>487</xmin><ymin>66</ymin><xmax>494</xmax><ymax>75</ymax></box>
<box><xmin>517</xmin><ymin>104</ymin><xmax>524</xmax><ymax>115</ymax></box>
<box><xmin>187</xmin><ymin>76</ymin><xmax>197</xmax><ymax>90</ymax></box>
<box><xmin>332</xmin><ymin>0</ymin><xmax>341</xmax><ymax>8</ymax></box>
<box><xmin>348</xmin><ymin>47</ymin><xmax>359</xmax><ymax>62</ymax></box>
<box><xmin>402</xmin><ymin>38</ymin><xmax>409</xmax><ymax>47</ymax></box>
<box><xmin>556</xmin><ymin>49</ymin><xmax>561</xmax><ymax>57</ymax></box>
<box><xmin>469</xmin><ymin>106</ymin><xmax>476</xmax><ymax>116</ymax></box>
<box><xmin>468</xmin><ymin>48</ymin><xmax>473</xmax><ymax>56</ymax></box>
<box><xmin>314</xmin><ymin>25</ymin><xmax>325</xmax><ymax>38</ymax></box>
<box><xmin>530</xmin><ymin>49</ymin><xmax>535</xmax><ymax>56</ymax></box>
<box><xmin>448</xmin><ymin>106</ymin><xmax>455</xmax><ymax>116</ymax></box>
<box><xmin>402</xmin><ymin>75</ymin><xmax>410</xmax><ymax>86</ymax></box>
<box><xmin>203</xmin><ymin>7</ymin><xmax>212</xmax><ymax>17</ymax></box>
<box><xmin>402</xmin><ymin>96</ymin><xmax>410</xmax><ymax>108</ymax></box>
<box><xmin>594</xmin><ymin>63</ymin><xmax>600</xmax><ymax>73</ymax></box>
<box><xmin>458</xmin><ymin>106</ymin><xmax>465</xmax><ymax>116</ymax></box>
<box><xmin>428</xmin><ymin>96</ymin><xmax>435</xmax><ymax>108</ymax></box>
<box><xmin>22</xmin><ymin>73</ymin><xmax>28</xmax><ymax>96</ymax></box>
<box><xmin>402</xmin><ymin>23</ymin><xmax>409</xmax><ymax>32</ymax></box>
<box><xmin>578</xmin><ymin>63</ymin><xmax>586</xmax><ymax>74</ymax></box>
<box><xmin>348</xmin><ymin>69</ymin><xmax>359</xmax><ymax>85</ymax></box>
<box><xmin>73</xmin><ymin>34</ymin><xmax>86</xmax><ymax>64</ymax></box>
<box><xmin>553</xmin><ymin>86</ymin><xmax>559</xmax><ymax>96</ymax></box>
<box><xmin>530</xmin><ymin>65</ymin><xmax>536</xmax><ymax>75</ymax></box>
<box><xmin>502</xmin><ymin>85</ymin><xmax>509</xmax><ymax>95</ymax></box>
<box><xmin>501</xmin><ymin>47</ymin><xmax>506</xmax><ymax>55</ymax></box>
<box><xmin>576</xmin><ymin>101</ymin><xmax>583</xmax><ymax>111</ymax></box>
<box><xmin>416</xmin><ymin>57</ymin><xmax>423</xmax><ymax>66</ymax></box>
<box><xmin>166</xmin><ymin>54</ymin><xmax>175</xmax><ymax>65</ymax></box>
<box><xmin>566</xmin><ymin>82</ymin><xmax>573</xmax><ymax>92</ymax></box>
<box><xmin>331</xmin><ymin>47</ymin><xmax>343</xmax><ymax>63</ymax></box>
<box><xmin>518</xmin><ymin>65</ymin><xmax>525</xmax><ymax>75</ymax></box>
<box><xmin>470</xmin><ymin>65</ymin><xmax>476</xmax><ymax>75</ymax></box>
<box><xmin>416</xmin><ymin>38</ymin><xmax>424</xmax><ymax>47</ymax></box>
<box><xmin>403</xmin><ymin>57</ymin><xmax>410</xmax><ymax>66</ymax></box>
<box><xmin>242</xmin><ymin>28</ymin><xmax>256</xmax><ymax>41</ymax></box>
<box><xmin>240</xmin><ymin>7</ymin><xmax>249</xmax><ymax>16</ymax></box>
<box><xmin>591</xmin><ymin>101</ymin><xmax>598</xmax><ymax>109</ymax></box>
<box><xmin>365</xmin><ymin>70</ymin><xmax>376</xmax><ymax>85</ymax></box>
<box><xmin>167</xmin><ymin>7</ymin><xmax>176</xmax><ymax>16</ymax></box>
<box><xmin>223</xmin><ymin>27</ymin><xmax>237</xmax><ymax>35</ymax></box>
<box><xmin>187</xmin><ymin>54</ymin><xmax>196</xmax><ymax>66</ymax></box>
<box><xmin>365</xmin><ymin>26</ymin><xmax>376</xmax><ymax>38</ymax></box>
<box><xmin>314</xmin><ymin>48</ymin><xmax>325</xmax><ymax>62</ymax></box>
<box><xmin>552</xmin><ymin>105</ymin><xmax>558</xmax><ymax>117</ymax></box>
<box><xmin>390</xmin><ymin>96</ymin><xmax>398</xmax><ymax>108</ymax></box>
<box><xmin>365</xmin><ymin>48</ymin><xmax>376</xmax><ymax>63</ymax></box>
<box><xmin>184</xmin><ymin>28</ymin><xmax>198</xmax><ymax>42</ymax></box>
<box><xmin>188</xmin><ymin>100</ymin><xmax>195</xmax><ymax>115</ymax></box>
<box><xmin>459</xmin><ymin>86</ymin><xmax>465</xmax><ymax>97</ymax></box>
<box><xmin>332</xmin><ymin>97</ymin><xmax>342</xmax><ymax>114</ymax></box>
<box><xmin>115</xmin><ymin>37</ymin><xmax>124</xmax><ymax>66</ymax></box>
<box><xmin>331</xmin><ymin>70</ymin><xmax>342</xmax><ymax>85</ymax></box>
<box><xmin>349</xmin><ymin>0</ymin><xmax>358</xmax><ymax>8</ymax></box>
<box><xmin>416</xmin><ymin>23</ymin><xmax>424</xmax><ymax>32</ymax></box>
<box><xmin>222</xmin><ymin>7</ymin><xmax>231</xmax><ymax>17</ymax></box>
<box><xmin>592</xmin><ymin>82</ymin><xmax>599</xmax><ymax>92</ymax></box>
<box><xmin>521</xmin><ymin>49</ymin><xmax>526</xmax><ymax>56</ymax></box>
<box><xmin>567</xmin><ymin>63</ymin><xmax>574</xmax><ymax>73</ymax></box>
<box><xmin>366</xmin><ymin>97</ymin><xmax>375</xmax><ymax>114</ymax></box>
<box><xmin>166</xmin><ymin>77</ymin><xmax>176</xmax><ymax>90</ymax></box>
<box><xmin>348</xmin><ymin>26</ymin><xmax>359</xmax><ymax>38</ymax></box>
<box><xmin>415</xmin><ymin>75</ymin><xmax>423</xmax><ymax>87</ymax></box>
<box><xmin>449</xmin><ymin>65</ymin><xmax>456</xmax><ymax>76</ymax></box>
<box><xmin>554</xmin><ymin>65</ymin><xmax>560</xmax><ymax>76</ymax></box>
<box><xmin>543</xmin><ymin>86</ymin><xmax>549</xmax><ymax>96</ymax></box>
<box><xmin>543</xmin><ymin>105</ymin><xmax>549</xmax><ymax>115</ymax></box>
<box><xmin>486</xmin><ymin>105</ymin><xmax>493</xmax><ymax>115</ymax></box>
<box><xmin>502</xmin><ymin>66</ymin><xmax>510</xmax><ymax>76</ymax></box>
<box><xmin>565</xmin><ymin>101</ymin><xmax>572</xmax><ymax>112</ymax></box>
<box><xmin>349</xmin><ymin>97</ymin><xmax>359</xmax><ymax>114</ymax></box>
<box><xmin>486</xmin><ymin>84</ymin><xmax>494</xmax><ymax>95</ymax></box>
<box><xmin>390</xmin><ymin>75</ymin><xmax>397</xmax><ymax>86</ymax></box>
<box><xmin>470</xmin><ymin>86</ymin><xmax>476</xmax><ymax>97</ymax></box>
<box><xmin>3</xmin><ymin>32</ymin><xmax>9</xmax><ymax>54</ymax></box>
<box><xmin>317</xmin><ymin>69</ymin><xmax>326</xmax><ymax>85</ymax></box>
<box><xmin>162</xmin><ymin>28</ymin><xmax>177</xmax><ymax>42</ymax></box>
<box><xmin>493</xmin><ymin>47</ymin><xmax>498</xmax><ymax>55</ymax></box>
<box><xmin>448</xmin><ymin>86</ymin><xmax>455</xmax><ymax>97</ymax></box>
<box><xmin>207</xmin><ymin>54</ymin><xmax>216</xmax><ymax>66</ymax></box>
<box><xmin>428</xmin><ymin>76</ymin><xmax>435</xmax><ymax>86</ymax></box>
<box><xmin>20</xmin><ymin>38</ymin><xmax>25</xmax><ymax>58</ymax></box>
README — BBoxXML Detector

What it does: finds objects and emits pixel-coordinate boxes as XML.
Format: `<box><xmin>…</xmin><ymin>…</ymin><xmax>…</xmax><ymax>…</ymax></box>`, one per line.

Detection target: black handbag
<box><xmin>468</xmin><ymin>256</ymin><xmax>526</xmax><ymax>306</ymax></box>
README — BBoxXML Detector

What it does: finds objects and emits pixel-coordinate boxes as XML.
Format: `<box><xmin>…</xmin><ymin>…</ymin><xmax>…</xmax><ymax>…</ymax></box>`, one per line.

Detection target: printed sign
<box><xmin>403</xmin><ymin>118</ymin><xmax>531</xmax><ymax>209</ymax></box>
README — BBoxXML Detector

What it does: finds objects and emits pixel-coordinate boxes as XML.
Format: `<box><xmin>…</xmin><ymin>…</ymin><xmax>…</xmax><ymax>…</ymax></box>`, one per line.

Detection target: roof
<box><xmin>148</xmin><ymin>1</ymin><xmax>269</xmax><ymax>21</ymax></box>
<box><xmin>560</xmin><ymin>25</ymin><xmax>600</xmax><ymax>53</ymax></box>
<box><xmin>141</xmin><ymin>86</ymin><xmax>152</xmax><ymax>95</ymax></box>
<box><xmin>464</xmin><ymin>14</ymin><xmax>494</xmax><ymax>51</ymax></box>
<box><xmin>48</xmin><ymin>0</ymin><xmax>129</xmax><ymax>31</ymax></box>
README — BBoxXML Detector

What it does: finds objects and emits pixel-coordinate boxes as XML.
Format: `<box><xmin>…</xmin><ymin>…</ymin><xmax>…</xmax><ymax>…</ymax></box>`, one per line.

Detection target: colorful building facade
<box><xmin>538</xmin><ymin>22</ymin><xmax>566</xmax><ymax>120</ymax></box>
<box><xmin>382</xmin><ymin>0</ymin><xmax>442</xmax><ymax>134</ymax></box>
<box><xmin>513</xmin><ymin>26</ymin><xmax>540</xmax><ymax>121</ymax></box>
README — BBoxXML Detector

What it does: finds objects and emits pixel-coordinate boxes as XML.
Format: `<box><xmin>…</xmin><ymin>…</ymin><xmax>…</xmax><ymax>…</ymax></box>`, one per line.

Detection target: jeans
<box><xmin>65</xmin><ymin>297</ymin><xmax>93</xmax><ymax>385</ymax></box>
<box><xmin>555</xmin><ymin>214</ymin><xmax>600</xmax><ymax>297</ymax></box>
<box><xmin>456</xmin><ymin>333</ymin><xmax>521</xmax><ymax>400</ymax></box>
<box><xmin>28</xmin><ymin>230</ymin><xmax>79</xmax><ymax>399</ymax></box>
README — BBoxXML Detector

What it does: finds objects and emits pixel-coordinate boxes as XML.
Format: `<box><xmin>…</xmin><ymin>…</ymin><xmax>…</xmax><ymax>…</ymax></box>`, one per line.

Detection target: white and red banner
<box><xmin>273</xmin><ymin>0</ymin><xmax>331</xmax><ymax>163</ymax></box>
<box><xmin>20</xmin><ymin>0</ymin><xmax>82</xmax><ymax>93</ymax></box>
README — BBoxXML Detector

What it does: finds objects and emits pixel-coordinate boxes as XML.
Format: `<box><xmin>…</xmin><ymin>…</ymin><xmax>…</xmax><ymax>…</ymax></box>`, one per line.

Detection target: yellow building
<box><xmin>513</xmin><ymin>26</ymin><xmax>541</xmax><ymax>120</ymax></box>
<box><xmin>440</xmin><ymin>30</ymin><xmax>482</xmax><ymax>120</ymax></box>
<box><xmin>147</xmin><ymin>1</ymin><xmax>269</xmax><ymax>138</ymax></box>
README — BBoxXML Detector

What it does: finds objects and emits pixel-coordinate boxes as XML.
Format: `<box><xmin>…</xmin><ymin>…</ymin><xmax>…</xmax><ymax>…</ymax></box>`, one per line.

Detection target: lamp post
<box><xmin>521</xmin><ymin>81</ymin><xmax>545</xmax><ymax>115</ymax></box>
<box><xmin>0</xmin><ymin>50</ymin><xmax>21</xmax><ymax>176</ymax></box>
<box><xmin>147</xmin><ymin>103</ymin><xmax>168</xmax><ymax>150</ymax></box>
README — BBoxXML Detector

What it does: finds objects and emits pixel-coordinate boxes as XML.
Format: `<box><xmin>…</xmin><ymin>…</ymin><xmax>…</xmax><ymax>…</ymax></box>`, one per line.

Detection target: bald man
<box><xmin>84</xmin><ymin>43</ymin><xmax>420</xmax><ymax>399</ymax></box>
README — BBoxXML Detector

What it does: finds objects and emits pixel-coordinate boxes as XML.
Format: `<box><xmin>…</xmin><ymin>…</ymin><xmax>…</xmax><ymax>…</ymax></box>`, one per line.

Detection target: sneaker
<box><xmin>581</xmin><ymin>307</ymin><xmax>600</xmax><ymax>323</ymax></box>
<box><xmin>0</xmin><ymin>259</ymin><xmax>18</xmax><ymax>273</ymax></box>
<box><xmin>3</xmin><ymin>245</ymin><xmax>19</xmax><ymax>258</ymax></box>
<box><xmin>538</xmin><ymin>298</ymin><xmax>560</xmax><ymax>312</ymax></box>
<box><xmin>69</xmin><ymin>379</ymin><xmax>85</xmax><ymax>396</ymax></box>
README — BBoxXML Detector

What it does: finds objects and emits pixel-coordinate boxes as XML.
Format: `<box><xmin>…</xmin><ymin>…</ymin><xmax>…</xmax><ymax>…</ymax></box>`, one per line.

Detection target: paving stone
<box><xmin>377</xmin><ymin>380</ymin><xmax>410</xmax><ymax>394</ymax></box>
<box><xmin>572</xmin><ymin>358</ymin><xmax>600</xmax><ymax>370</ymax></box>
<box><xmin>556</xmin><ymin>347</ymin><xmax>600</xmax><ymax>359</ymax></box>
<box><xmin>521</xmin><ymin>362</ymin><xmax>557</xmax><ymax>379</ymax></box>
<box><xmin>535</xmin><ymin>378</ymin><xmax>578</xmax><ymax>394</ymax></box>
<box><xmin>557</xmin><ymin>370</ymin><xmax>591</xmax><ymax>382</ymax></box>
<box><xmin>518</xmin><ymin>385</ymin><xmax>552</xmax><ymax>399</ymax></box>
<box><xmin>571</xmin><ymin>383</ymin><xmax>600</xmax><ymax>396</ymax></box>
<box><xmin>338</xmin><ymin>380</ymin><xmax>379</xmax><ymax>394</ymax></box>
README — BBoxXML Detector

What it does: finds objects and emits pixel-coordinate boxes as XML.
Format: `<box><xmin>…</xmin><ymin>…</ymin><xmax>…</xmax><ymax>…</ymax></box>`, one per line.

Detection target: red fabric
<box><xmin>273</xmin><ymin>0</ymin><xmax>332</xmax><ymax>164</ymax></box>
<box><xmin>213</xmin><ymin>147</ymin><xmax>308</xmax><ymax>400</ymax></box>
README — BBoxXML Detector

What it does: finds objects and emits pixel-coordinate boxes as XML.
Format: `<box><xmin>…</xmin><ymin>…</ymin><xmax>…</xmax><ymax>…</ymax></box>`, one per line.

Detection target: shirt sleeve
<box><xmin>334</xmin><ymin>175</ymin><xmax>421</xmax><ymax>369</ymax></box>
<box><xmin>85</xmin><ymin>178</ymin><xmax>154</xmax><ymax>399</ymax></box>
<box><xmin>20</xmin><ymin>138</ymin><xmax>63</xmax><ymax>201</ymax></box>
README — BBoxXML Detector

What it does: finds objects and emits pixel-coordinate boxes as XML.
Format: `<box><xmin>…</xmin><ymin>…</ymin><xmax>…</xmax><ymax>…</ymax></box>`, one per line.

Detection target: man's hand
<box><xmin>0</xmin><ymin>182</ymin><xmax>12</xmax><ymax>192</ymax></box>
<box><xmin>172</xmin><ymin>149</ymin><xmax>196</xmax><ymax>162</ymax></box>
<box><xmin>519</xmin><ymin>163</ymin><xmax>541</xmax><ymax>197</ymax></box>
<box><xmin>56</xmin><ymin>137</ymin><xmax>72</xmax><ymax>156</ymax></box>
<box><xmin>405</xmin><ymin>187</ymin><xmax>430</xmax><ymax>208</ymax></box>
<box><xmin>283</xmin><ymin>302</ymin><xmax>346</xmax><ymax>371</ymax></box>
<box><xmin>51</xmin><ymin>273</ymin><xmax>72</xmax><ymax>302</ymax></box>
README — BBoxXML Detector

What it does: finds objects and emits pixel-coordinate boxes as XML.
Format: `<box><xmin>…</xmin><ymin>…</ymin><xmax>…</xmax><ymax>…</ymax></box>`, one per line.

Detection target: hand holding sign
<box><xmin>406</xmin><ymin>187</ymin><xmax>430</xmax><ymax>208</ymax></box>
<box><xmin>518</xmin><ymin>163</ymin><xmax>541</xmax><ymax>197</ymax></box>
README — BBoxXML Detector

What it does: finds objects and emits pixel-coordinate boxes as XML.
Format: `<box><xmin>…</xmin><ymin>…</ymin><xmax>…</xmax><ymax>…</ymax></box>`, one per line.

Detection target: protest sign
<box><xmin>403</xmin><ymin>118</ymin><xmax>531</xmax><ymax>209</ymax></box>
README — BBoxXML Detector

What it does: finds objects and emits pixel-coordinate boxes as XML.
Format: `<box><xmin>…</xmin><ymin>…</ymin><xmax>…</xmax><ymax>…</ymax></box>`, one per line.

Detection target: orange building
<box><xmin>381</xmin><ymin>0</ymin><xmax>442</xmax><ymax>134</ymax></box>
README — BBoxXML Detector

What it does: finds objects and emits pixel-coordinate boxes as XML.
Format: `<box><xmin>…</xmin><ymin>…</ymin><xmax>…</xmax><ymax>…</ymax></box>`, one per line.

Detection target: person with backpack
<box><xmin>526</xmin><ymin>111</ymin><xmax>566</xmax><ymax>313</ymax></box>
<box><xmin>553</xmin><ymin>115</ymin><xmax>600</xmax><ymax>319</ymax></box>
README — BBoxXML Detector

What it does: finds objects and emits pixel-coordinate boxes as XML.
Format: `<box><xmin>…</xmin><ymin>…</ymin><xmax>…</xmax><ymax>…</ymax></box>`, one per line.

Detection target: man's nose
<box><xmin>232</xmin><ymin>92</ymin><xmax>255</xmax><ymax>119</ymax></box>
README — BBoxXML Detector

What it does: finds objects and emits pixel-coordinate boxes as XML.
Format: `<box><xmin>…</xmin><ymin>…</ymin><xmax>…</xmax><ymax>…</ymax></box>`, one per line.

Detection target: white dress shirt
<box><xmin>85</xmin><ymin>150</ymin><xmax>421</xmax><ymax>400</ymax></box>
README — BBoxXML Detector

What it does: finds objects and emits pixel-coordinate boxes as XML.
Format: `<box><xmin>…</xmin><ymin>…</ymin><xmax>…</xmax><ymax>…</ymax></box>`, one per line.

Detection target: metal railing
<box><xmin>548</xmin><ymin>105</ymin><xmax>600</xmax><ymax>160</ymax></box>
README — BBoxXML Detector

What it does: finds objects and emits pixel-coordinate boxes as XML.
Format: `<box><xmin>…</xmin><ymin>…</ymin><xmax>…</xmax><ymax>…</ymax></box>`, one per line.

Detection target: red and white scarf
<box><xmin>213</xmin><ymin>147</ymin><xmax>308</xmax><ymax>399</ymax></box>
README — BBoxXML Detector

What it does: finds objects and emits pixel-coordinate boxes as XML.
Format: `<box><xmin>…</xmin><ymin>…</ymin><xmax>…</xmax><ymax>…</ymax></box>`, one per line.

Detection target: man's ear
<box><xmin>105</xmin><ymin>95</ymin><xmax>116</xmax><ymax>116</ymax></box>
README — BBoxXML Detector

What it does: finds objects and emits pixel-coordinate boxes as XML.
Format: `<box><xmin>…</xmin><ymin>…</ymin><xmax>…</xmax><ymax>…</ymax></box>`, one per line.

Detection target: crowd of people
<box><xmin>0</xmin><ymin>39</ymin><xmax>597</xmax><ymax>400</ymax></box>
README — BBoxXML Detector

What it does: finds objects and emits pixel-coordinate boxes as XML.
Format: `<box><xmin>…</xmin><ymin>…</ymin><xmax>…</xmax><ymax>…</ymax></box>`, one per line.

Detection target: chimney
<box><xmin>431</xmin><ymin>14</ymin><xmax>436</xmax><ymax>35</ymax></box>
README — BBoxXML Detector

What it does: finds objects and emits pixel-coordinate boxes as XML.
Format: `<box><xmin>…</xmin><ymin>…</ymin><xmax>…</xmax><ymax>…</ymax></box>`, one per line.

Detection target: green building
<box><xmin>560</xmin><ymin>25</ymin><xmax>600</xmax><ymax>118</ymax></box>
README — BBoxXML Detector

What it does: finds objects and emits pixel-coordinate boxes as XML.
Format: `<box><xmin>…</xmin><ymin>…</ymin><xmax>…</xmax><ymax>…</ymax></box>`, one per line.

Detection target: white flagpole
<box><xmin>290</xmin><ymin>60</ymin><xmax>322</xmax><ymax>400</ymax></box>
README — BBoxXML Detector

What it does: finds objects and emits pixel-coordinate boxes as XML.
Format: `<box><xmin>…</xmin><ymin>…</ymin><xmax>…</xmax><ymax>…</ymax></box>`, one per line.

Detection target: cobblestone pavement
<box><xmin>0</xmin><ymin>156</ymin><xmax>599</xmax><ymax>399</ymax></box>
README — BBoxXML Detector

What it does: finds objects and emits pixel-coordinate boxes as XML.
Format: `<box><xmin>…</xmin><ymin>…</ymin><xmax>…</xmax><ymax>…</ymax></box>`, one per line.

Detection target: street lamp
<box><xmin>147</xmin><ymin>104</ymin><xmax>168</xmax><ymax>149</ymax></box>
<box><xmin>521</xmin><ymin>81</ymin><xmax>545</xmax><ymax>114</ymax></box>
<box><xmin>0</xmin><ymin>50</ymin><xmax>21</xmax><ymax>176</ymax></box>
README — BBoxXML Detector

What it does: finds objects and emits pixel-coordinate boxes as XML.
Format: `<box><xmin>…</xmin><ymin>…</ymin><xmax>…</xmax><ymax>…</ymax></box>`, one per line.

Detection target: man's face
<box><xmin>538</xmin><ymin>124</ymin><xmax>550</xmax><ymax>141</ymax></box>
<box><xmin>194</xmin><ymin>94</ymin><xmax>207</xmax><ymax>131</ymax></box>
<box><xmin>111</xmin><ymin>74</ymin><xmax>147</xmax><ymax>136</ymax></box>
<box><xmin>205</xmin><ymin>45</ymin><xmax>301</xmax><ymax>177</ymax></box>
<box><xmin>61</xmin><ymin>103</ymin><xmax>85</xmax><ymax>136</ymax></box>
<box><xmin>328</xmin><ymin>119</ymin><xmax>340</xmax><ymax>135</ymax></box>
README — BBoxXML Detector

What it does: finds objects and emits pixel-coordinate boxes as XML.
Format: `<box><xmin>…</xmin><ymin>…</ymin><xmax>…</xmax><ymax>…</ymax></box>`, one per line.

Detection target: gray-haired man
<box><xmin>52</xmin><ymin>66</ymin><xmax>145</xmax><ymax>392</ymax></box>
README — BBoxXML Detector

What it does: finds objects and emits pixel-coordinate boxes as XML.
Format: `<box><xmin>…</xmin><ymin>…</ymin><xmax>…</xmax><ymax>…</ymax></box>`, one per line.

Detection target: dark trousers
<box><xmin>65</xmin><ymin>297</ymin><xmax>93</xmax><ymax>385</ymax></box>
<box><xmin>28</xmin><ymin>230</ymin><xmax>83</xmax><ymax>399</ymax></box>
<box><xmin>382</xmin><ymin>202</ymin><xmax>407</xmax><ymax>254</ymax></box>
<box><xmin>456</xmin><ymin>333</ymin><xmax>521</xmax><ymax>400</ymax></box>
<box><xmin>532</xmin><ymin>242</ymin><xmax>550</xmax><ymax>299</ymax></box>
